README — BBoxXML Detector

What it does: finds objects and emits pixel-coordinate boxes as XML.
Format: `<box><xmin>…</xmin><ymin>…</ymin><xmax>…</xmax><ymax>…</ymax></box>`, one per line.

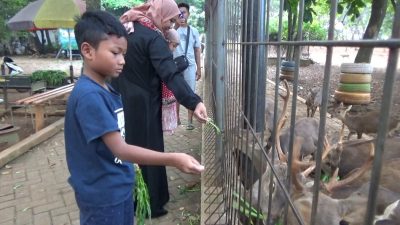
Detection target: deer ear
<box><xmin>346</xmin><ymin>105</ymin><xmax>353</xmax><ymax>111</ymax></box>
<box><xmin>339</xmin><ymin>102</ymin><xmax>344</xmax><ymax>107</ymax></box>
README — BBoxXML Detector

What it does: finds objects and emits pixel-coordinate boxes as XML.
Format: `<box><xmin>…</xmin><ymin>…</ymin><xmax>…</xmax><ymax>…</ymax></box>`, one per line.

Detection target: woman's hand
<box><xmin>194</xmin><ymin>102</ymin><xmax>208</xmax><ymax>123</ymax></box>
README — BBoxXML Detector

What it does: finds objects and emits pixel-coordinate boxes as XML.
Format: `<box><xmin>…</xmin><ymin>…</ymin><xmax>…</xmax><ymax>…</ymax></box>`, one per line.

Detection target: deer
<box><xmin>285</xmin><ymin>136</ymin><xmax>400</xmax><ymax>225</ymax></box>
<box><xmin>329</xmin><ymin>103</ymin><xmax>400</xmax><ymax>140</ymax></box>
<box><xmin>305</xmin><ymin>87</ymin><xmax>322</xmax><ymax>117</ymax></box>
<box><xmin>233</xmin><ymin>79</ymin><xmax>290</xmax><ymax>190</ymax></box>
<box><xmin>321</xmin><ymin>136</ymin><xmax>400</xmax><ymax>181</ymax></box>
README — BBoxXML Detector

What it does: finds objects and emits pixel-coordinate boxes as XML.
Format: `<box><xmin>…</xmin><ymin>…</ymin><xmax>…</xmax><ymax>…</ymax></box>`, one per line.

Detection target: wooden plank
<box><xmin>16</xmin><ymin>85</ymin><xmax>73</xmax><ymax>105</ymax></box>
<box><xmin>34</xmin><ymin>105</ymin><xmax>45</xmax><ymax>132</ymax></box>
<box><xmin>23</xmin><ymin>87</ymin><xmax>73</xmax><ymax>104</ymax></box>
<box><xmin>15</xmin><ymin>84</ymin><xmax>74</xmax><ymax>104</ymax></box>
<box><xmin>33</xmin><ymin>90</ymin><xmax>72</xmax><ymax>104</ymax></box>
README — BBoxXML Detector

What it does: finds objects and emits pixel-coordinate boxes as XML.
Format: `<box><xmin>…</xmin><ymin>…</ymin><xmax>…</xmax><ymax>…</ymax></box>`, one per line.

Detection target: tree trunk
<box><xmin>86</xmin><ymin>0</ymin><xmax>101</xmax><ymax>10</ymax></box>
<box><xmin>354</xmin><ymin>0</ymin><xmax>388</xmax><ymax>63</ymax></box>
<box><xmin>33</xmin><ymin>31</ymin><xmax>44</xmax><ymax>54</ymax></box>
<box><xmin>45</xmin><ymin>30</ymin><xmax>53</xmax><ymax>49</ymax></box>
<box><xmin>286</xmin><ymin>7</ymin><xmax>298</xmax><ymax>61</ymax></box>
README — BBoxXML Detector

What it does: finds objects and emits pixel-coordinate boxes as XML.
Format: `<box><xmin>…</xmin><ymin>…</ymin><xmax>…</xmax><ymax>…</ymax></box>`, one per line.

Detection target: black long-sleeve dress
<box><xmin>111</xmin><ymin>22</ymin><xmax>202</xmax><ymax>216</ymax></box>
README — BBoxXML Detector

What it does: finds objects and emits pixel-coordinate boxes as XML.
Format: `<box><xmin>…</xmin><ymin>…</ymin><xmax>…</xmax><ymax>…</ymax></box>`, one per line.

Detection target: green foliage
<box><xmin>338</xmin><ymin>0</ymin><xmax>368</xmax><ymax>22</ymax></box>
<box><xmin>0</xmin><ymin>0</ymin><xmax>34</xmax><ymax>42</ymax></box>
<box><xmin>133</xmin><ymin>164</ymin><xmax>151</xmax><ymax>225</ymax></box>
<box><xmin>177</xmin><ymin>0</ymin><xmax>205</xmax><ymax>34</ymax></box>
<box><xmin>269</xmin><ymin>17</ymin><xmax>326</xmax><ymax>41</ymax></box>
<box><xmin>303</xmin><ymin>21</ymin><xmax>327</xmax><ymax>40</ymax></box>
<box><xmin>101</xmin><ymin>0</ymin><xmax>144</xmax><ymax>9</ymax></box>
<box><xmin>31</xmin><ymin>70</ymin><xmax>67</xmax><ymax>86</ymax></box>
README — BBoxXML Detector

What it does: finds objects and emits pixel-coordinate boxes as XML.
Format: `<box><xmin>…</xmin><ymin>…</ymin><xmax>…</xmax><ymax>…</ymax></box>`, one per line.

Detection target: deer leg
<box><xmin>347</xmin><ymin>132</ymin><xmax>355</xmax><ymax>140</ymax></box>
<box><xmin>357</xmin><ymin>132</ymin><xmax>363</xmax><ymax>139</ymax></box>
<box><xmin>311</xmin><ymin>107</ymin><xmax>317</xmax><ymax>118</ymax></box>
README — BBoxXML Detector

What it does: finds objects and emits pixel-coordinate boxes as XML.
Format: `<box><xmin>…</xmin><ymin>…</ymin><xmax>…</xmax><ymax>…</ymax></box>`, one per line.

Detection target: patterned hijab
<box><xmin>120</xmin><ymin>0</ymin><xmax>180</xmax><ymax>33</ymax></box>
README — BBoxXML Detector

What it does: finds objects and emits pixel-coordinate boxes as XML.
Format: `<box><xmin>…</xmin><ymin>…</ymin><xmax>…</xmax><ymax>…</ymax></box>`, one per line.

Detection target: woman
<box><xmin>112</xmin><ymin>0</ymin><xmax>207</xmax><ymax>218</ymax></box>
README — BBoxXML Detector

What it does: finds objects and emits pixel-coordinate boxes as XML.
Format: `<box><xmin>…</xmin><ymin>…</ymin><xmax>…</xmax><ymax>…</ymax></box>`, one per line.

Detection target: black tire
<box><xmin>280</xmin><ymin>66</ymin><xmax>295</xmax><ymax>72</ymax></box>
<box><xmin>281</xmin><ymin>60</ymin><xmax>295</xmax><ymax>67</ymax></box>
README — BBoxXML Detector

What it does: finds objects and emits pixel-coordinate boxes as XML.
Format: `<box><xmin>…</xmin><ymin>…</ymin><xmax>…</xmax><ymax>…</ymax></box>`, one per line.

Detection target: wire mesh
<box><xmin>202</xmin><ymin>0</ymin><xmax>400</xmax><ymax>225</ymax></box>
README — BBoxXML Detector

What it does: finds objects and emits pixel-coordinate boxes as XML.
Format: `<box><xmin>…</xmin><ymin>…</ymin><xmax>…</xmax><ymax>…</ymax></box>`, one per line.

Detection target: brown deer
<box><xmin>286</xmin><ymin>137</ymin><xmax>395</xmax><ymax>225</ymax></box>
<box><xmin>329</xmin><ymin>103</ymin><xmax>399</xmax><ymax>140</ymax></box>
<box><xmin>305</xmin><ymin>87</ymin><xmax>322</xmax><ymax>117</ymax></box>
<box><xmin>233</xmin><ymin>79</ymin><xmax>290</xmax><ymax>190</ymax></box>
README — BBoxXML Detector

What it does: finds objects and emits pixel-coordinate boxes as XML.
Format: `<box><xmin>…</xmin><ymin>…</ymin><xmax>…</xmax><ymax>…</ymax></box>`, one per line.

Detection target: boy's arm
<box><xmin>102</xmin><ymin>131</ymin><xmax>204</xmax><ymax>174</ymax></box>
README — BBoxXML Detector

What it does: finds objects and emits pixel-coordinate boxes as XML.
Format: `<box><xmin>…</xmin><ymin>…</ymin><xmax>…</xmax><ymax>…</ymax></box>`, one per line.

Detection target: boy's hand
<box><xmin>172</xmin><ymin>153</ymin><xmax>204</xmax><ymax>174</ymax></box>
<box><xmin>194</xmin><ymin>102</ymin><xmax>208</xmax><ymax>123</ymax></box>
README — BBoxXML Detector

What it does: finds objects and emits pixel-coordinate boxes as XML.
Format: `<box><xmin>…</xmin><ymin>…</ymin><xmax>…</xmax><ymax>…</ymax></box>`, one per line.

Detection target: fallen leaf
<box><xmin>13</xmin><ymin>184</ymin><xmax>23</xmax><ymax>190</ymax></box>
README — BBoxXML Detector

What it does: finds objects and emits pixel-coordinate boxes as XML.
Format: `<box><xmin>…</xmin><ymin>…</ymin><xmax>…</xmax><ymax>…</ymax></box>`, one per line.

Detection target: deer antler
<box><xmin>291</xmin><ymin>136</ymin><xmax>306</xmax><ymax>192</ymax></box>
<box><xmin>275</xmin><ymin>79</ymin><xmax>290</xmax><ymax>162</ymax></box>
<box><xmin>324</xmin><ymin>142</ymin><xmax>375</xmax><ymax>192</ymax></box>
<box><xmin>301</xmin><ymin>135</ymin><xmax>331</xmax><ymax>177</ymax></box>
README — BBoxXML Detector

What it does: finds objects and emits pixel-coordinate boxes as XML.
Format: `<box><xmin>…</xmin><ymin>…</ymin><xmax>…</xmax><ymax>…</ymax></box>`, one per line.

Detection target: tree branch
<box><xmin>390</xmin><ymin>0</ymin><xmax>396</xmax><ymax>9</ymax></box>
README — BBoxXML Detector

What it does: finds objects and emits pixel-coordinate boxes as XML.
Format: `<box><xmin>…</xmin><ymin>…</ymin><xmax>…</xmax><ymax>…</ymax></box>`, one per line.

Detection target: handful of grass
<box><xmin>232</xmin><ymin>192</ymin><xmax>265</xmax><ymax>220</ymax></box>
<box><xmin>206</xmin><ymin>118</ymin><xmax>221</xmax><ymax>135</ymax></box>
<box><xmin>134</xmin><ymin>164</ymin><xmax>151</xmax><ymax>225</ymax></box>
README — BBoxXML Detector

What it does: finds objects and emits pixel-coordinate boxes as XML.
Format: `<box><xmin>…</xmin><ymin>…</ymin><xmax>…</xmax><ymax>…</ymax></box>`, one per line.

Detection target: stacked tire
<box><xmin>334</xmin><ymin>63</ymin><xmax>373</xmax><ymax>105</ymax></box>
<box><xmin>279</xmin><ymin>60</ymin><xmax>295</xmax><ymax>81</ymax></box>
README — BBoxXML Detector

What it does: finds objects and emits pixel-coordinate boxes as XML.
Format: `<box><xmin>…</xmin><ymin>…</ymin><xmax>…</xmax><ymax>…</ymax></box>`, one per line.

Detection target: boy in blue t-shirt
<box><xmin>65</xmin><ymin>11</ymin><xmax>204</xmax><ymax>225</ymax></box>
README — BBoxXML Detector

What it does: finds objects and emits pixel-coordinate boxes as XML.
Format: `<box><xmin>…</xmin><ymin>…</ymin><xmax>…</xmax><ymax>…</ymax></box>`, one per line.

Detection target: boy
<box><xmin>65</xmin><ymin>11</ymin><xmax>204</xmax><ymax>225</ymax></box>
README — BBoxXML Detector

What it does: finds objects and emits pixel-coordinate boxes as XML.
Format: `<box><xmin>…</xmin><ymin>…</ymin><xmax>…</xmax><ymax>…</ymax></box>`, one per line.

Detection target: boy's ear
<box><xmin>80</xmin><ymin>42</ymin><xmax>94</xmax><ymax>60</ymax></box>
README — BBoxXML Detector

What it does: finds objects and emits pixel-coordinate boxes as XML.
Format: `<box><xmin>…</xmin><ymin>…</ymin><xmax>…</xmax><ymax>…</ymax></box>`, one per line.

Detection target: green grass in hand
<box><xmin>134</xmin><ymin>164</ymin><xmax>151</xmax><ymax>225</ymax></box>
<box><xmin>206</xmin><ymin>118</ymin><xmax>221</xmax><ymax>135</ymax></box>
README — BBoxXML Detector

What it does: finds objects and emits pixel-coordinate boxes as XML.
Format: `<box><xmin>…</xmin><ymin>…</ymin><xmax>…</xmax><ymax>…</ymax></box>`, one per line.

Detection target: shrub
<box><xmin>31</xmin><ymin>70</ymin><xmax>67</xmax><ymax>86</ymax></box>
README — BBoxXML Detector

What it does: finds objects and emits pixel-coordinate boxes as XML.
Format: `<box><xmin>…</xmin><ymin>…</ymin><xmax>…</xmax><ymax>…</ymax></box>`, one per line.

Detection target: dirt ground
<box><xmin>268</xmin><ymin>46</ymin><xmax>400</xmax><ymax>120</ymax></box>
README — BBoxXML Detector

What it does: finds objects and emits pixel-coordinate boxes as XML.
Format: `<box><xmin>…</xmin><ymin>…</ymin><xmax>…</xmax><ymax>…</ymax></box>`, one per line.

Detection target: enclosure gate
<box><xmin>201</xmin><ymin>0</ymin><xmax>400</xmax><ymax>224</ymax></box>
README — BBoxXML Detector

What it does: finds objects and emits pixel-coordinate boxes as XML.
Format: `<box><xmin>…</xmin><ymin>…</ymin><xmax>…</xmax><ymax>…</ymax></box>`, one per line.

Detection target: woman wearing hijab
<box><xmin>112</xmin><ymin>0</ymin><xmax>208</xmax><ymax>218</ymax></box>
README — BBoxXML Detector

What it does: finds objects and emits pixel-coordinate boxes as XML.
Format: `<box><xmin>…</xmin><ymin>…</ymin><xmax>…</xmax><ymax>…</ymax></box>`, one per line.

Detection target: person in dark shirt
<box><xmin>65</xmin><ymin>10</ymin><xmax>204</xmax><ymax>225</ymax></box>
<box><xmin>112</xmin><ymin>0</ymin><xmax>208</xmax><ymax>218</ymax></box>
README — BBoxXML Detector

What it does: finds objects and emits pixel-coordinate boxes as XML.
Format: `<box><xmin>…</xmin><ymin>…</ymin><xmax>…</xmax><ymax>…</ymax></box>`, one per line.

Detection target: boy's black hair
<box><xmin>178</xmin><ymin>2</ymin><xmax>190</xmax><ymax>12</ymax></box>
<box><xmin>74</xmin><ymin>10</ymin><xmax>128</xmax><ymax>52</ymax></box>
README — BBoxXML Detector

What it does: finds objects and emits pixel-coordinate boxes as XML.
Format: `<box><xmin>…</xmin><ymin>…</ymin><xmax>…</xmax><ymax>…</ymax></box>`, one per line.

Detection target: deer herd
<box><xmin>233</xmin><ymin>80</ymin><xmax>400</xmax><ymax>225</ymax></box>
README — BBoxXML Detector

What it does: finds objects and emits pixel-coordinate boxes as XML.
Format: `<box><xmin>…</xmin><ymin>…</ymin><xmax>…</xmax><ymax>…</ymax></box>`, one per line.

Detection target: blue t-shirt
<box><xmin>65</xmin><ymin>75</ymin><xmax>134</xmax><ymax>206</ymax></box>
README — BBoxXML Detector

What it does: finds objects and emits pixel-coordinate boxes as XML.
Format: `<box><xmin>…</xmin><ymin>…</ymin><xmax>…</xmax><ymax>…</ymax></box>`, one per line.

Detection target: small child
<box><xmin>162</xmin><ymin>29</ymin><xmax>181</xmax><ymax>133</ymax></box>
<box><xmin>166</xmin><ymin>29</ymin><xmax>180</xmax><ymax>52</ymax></box>
<box><xmin>65</xmin><ymin>11</ymin><xmax>204</xmax><ymax>225</ymax></box>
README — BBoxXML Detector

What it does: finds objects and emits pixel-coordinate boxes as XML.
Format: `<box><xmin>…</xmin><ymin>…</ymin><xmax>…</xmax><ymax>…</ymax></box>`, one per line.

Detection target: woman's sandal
<box><xmin>186</xmin><ymin>124</ymin><xmax>195</xmax><ymax>130</ymax></box>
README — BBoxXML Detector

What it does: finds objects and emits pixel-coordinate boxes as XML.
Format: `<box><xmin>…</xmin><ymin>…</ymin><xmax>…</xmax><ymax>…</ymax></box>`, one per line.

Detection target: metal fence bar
<box><xmin>309</xmin><ymin>0</ymin><xmax>338</xmax><ymax>224</ymax></box>
<box><xmin>203</xmin><ymin>0</ymin><xmax>399</xmax><ymax>224</ymax></box>
<box><xmin>225</xmin><ymin>39</ymin><xmax>400</xmax><ymax>47</ymax></box>
<box><xmin>364</xmin><ymin>2</ymin><xmax>400</xmax><ymax>225</ymax></box>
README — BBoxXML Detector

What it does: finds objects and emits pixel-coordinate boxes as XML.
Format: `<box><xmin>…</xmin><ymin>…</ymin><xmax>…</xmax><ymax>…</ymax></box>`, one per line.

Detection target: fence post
<box><xmin>215</xmin><ymin>0</ymin><xmax>226</xmax><ymax>166</ymax></box>
<box><xmin>242</xmin><ymin>0</ymin><xmax>266</xmax><ymax>132</ymax></box>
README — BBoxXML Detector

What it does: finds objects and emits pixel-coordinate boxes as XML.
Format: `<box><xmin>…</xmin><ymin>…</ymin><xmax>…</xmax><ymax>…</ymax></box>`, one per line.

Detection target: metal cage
<box><xmin>202</xmin><ymin>0</ymin><xmax>400</xmax><ymax>224</ymax></box>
